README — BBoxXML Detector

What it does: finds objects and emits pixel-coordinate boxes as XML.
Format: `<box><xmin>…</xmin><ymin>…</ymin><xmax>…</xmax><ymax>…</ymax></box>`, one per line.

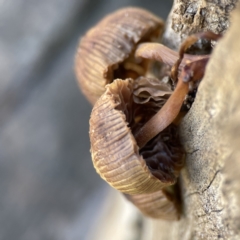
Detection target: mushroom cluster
<box><xmin>75</xmin><ymin>7</ymin><xmax>221</xmax><ymax>220</ymax></box>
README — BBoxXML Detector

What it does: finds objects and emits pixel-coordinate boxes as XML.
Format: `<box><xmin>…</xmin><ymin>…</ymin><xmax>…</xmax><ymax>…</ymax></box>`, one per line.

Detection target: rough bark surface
<box><xmin>152</xmin><ymin>1</ymin><xmax>240</xmax><ymax>240</ymax></box>
<box><xmin>163</xmin><ymin>0</ymin><xmax>238</xmax><ymax>50</ymax></box>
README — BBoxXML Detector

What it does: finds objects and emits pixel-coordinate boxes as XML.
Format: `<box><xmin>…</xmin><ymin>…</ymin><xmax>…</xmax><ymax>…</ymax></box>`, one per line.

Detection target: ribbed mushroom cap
<box><xmin>125</xmin><ymin>190</ymin><xmax>179</xmax><ymax>220</ymax></box>
<box><xmin>75</xmin><ymin>7</ymin><xmax>164</xmax><ymax>104</ymax></box>
<box><xmin>89</xmin><ymin>79</ymin><xmax>184</xmax><ymax>195</ymax></box>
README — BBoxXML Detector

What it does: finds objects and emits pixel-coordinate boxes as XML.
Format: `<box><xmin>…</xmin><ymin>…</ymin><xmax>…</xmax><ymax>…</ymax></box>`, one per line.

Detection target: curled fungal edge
<box><xmin>75</xmin><ymin>7</ymin><xmax>164</xmax><ymax>104</ymax></box>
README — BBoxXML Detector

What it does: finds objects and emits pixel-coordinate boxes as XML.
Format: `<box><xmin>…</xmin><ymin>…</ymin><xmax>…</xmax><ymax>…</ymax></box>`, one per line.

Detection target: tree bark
<box><xmin>152</xmin><ymin>1</ymin><xmax>240</xmax><ymax>239</ymax></box>
<box><xmin>163</xmin><ymin>0</ymin><xmax>238</xmax><ymax>50</ymax></box>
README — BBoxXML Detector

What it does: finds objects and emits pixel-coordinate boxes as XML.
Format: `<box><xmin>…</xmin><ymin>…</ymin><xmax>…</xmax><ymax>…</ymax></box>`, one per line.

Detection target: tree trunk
<box><xmin>151</xmin><ymin>1</ymin><xmax>240</xmax><ymax>239</ymax></box>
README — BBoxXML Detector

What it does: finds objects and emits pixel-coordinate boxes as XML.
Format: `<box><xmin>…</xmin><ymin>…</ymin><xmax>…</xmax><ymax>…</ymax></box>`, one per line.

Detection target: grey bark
<box><xmin>152</xmin><ymin>1</ymin><xmax>240</xmax><ymax>240</ymax></box>
<box><xmin>163</xmin><ymin>0</ymin><xmax>238</xmax><ymax>50</ymax></box>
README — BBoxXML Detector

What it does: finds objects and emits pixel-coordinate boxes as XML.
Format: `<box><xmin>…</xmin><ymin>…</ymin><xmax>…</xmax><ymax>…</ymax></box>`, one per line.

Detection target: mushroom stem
<box><xmin>135</xmin><ymin>79</ymin><xmax>189</xmax><ymax>149</ymax></box>
<box><xmin>135</xmin><ymin>43</ymin><xmax>209</xmax><ymax>78</ymax></box>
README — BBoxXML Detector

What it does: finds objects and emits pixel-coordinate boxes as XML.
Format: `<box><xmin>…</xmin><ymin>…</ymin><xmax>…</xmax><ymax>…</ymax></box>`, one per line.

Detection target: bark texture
<box><xmin>152</xmin><ymin>1</ymin><xmax>240</xmax><ymax>240</ymax></box>
<box><xmin>163</xmin><ymin>0</ymin><xmax>238</xmax><ymax>50</ymax></box>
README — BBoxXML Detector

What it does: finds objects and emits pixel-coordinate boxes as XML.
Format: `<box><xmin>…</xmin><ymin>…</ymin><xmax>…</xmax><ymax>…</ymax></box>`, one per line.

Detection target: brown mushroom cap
<box><xmin>75</xmin><ymin>7</ymin><xmax>164</xmax><ymax>104</ymax></box>
<box><xmin>90</xmin><ymin>78</ymin><xmax>184</xmax><ymax>194</ymax></box>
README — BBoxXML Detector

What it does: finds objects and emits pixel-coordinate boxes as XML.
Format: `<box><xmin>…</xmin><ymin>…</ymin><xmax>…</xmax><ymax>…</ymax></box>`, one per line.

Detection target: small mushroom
<box><xmin>75</xmin><ymin>7</ymin><xmax>164</xmax><ymax>104</ymax></box>
<box><xmin>90</xmin><ymin>78</ymin><xmax>184</xmax><ymax>195</ymax></box>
